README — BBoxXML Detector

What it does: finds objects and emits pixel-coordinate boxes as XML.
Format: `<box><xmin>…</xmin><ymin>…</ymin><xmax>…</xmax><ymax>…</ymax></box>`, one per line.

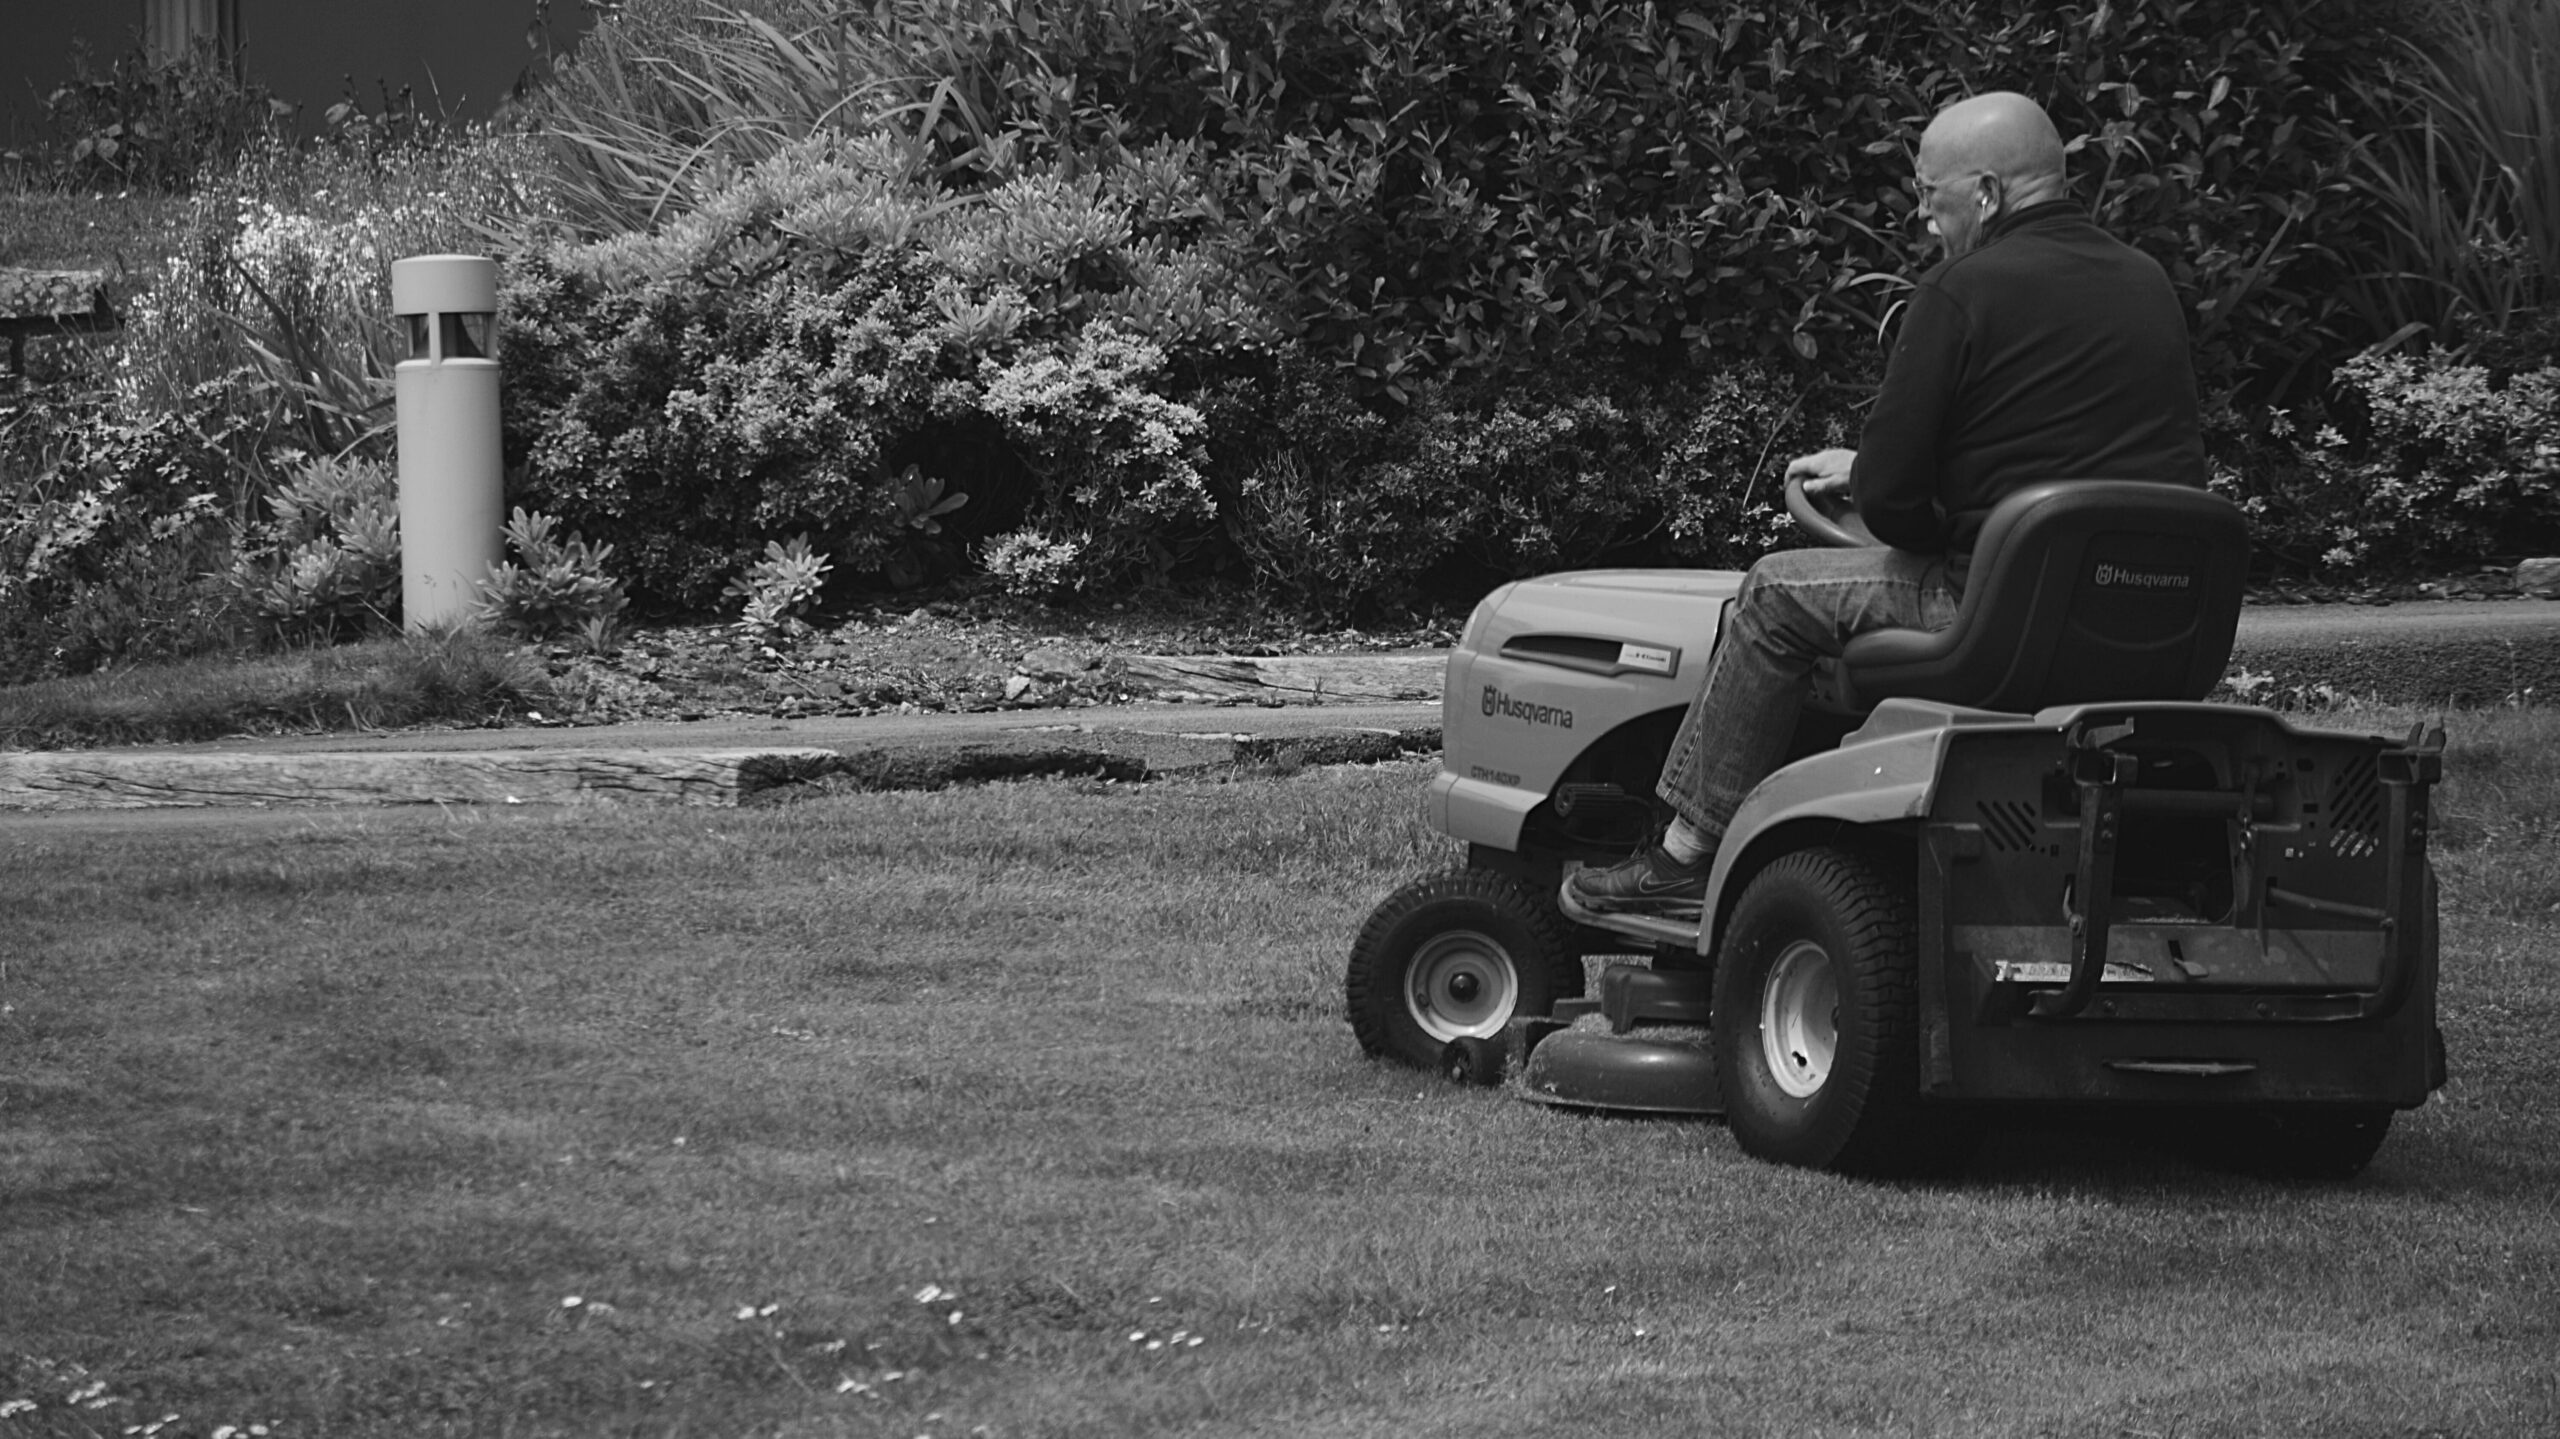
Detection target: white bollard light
<box><xmin>391</xmin><ymin>254</ymin><xmax>505</xmax><ymax>633</ymax></box>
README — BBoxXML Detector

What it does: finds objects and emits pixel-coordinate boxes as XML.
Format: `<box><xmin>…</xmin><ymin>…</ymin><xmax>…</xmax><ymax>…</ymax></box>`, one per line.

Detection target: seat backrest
<box><xmin>1839</xmin><ymin>480</ymin><xmax>2247</xmax><ymax>713</ymax></box>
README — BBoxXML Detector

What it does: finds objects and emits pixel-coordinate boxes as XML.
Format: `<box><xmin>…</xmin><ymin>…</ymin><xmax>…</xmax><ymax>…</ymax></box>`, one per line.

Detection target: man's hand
<box><xmin>1785</xmin><ymin>448</ymin><xmax>1858</xmax><ymax>501</ymax></box>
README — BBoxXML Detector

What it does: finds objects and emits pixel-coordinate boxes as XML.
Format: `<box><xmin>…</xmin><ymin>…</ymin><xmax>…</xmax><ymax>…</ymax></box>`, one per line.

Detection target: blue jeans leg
<box><xmin>1655</xmin><ymin>546</ymin><xmax>1959</xmax><ymax>845</ymax></box>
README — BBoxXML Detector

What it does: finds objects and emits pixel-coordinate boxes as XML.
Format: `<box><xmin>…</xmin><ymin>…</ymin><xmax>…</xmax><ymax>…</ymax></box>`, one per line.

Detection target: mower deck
<box><xmin>1503</xmin><ymin>962</ymin><xmax>1724</xmax><ymax>1117</ymax></box>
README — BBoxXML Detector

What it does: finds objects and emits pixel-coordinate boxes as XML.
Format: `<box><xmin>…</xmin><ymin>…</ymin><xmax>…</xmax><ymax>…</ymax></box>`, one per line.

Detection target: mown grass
<box><xmin>2</xmin><ymin>723</ymin><xmax>2556</xmax><ymax>1437</ymax></box>
<box><xmin>0</xmin><ymin>631</ymin><xmax>546</xmax><ymax>749</ymax></box>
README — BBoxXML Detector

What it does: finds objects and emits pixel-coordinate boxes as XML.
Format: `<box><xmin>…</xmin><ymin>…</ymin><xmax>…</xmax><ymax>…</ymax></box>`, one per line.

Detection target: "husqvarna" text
<box><xmin>2092</xmin><ymin>563</ymin><xmax>2192</xmax><ymax>590</ymax></box>
<box><xmin>1483</xmin><ymin>686</ymin><xmax>1573</xmax><ymax>729</ymax></box>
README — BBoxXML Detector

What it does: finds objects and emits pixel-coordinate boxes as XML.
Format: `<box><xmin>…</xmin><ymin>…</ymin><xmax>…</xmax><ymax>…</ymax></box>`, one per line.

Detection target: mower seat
<box><xmin>1835</xmin><ymin>479</ymin><xmax>2247</xmax><ymax>713</ymax></box>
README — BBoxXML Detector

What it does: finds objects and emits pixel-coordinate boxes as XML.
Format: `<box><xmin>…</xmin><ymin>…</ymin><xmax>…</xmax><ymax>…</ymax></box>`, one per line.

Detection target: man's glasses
<box><xmin>1914</xmin><ymin>171</ymin><xmax>2002</xmax><ymax>206</ymax></box>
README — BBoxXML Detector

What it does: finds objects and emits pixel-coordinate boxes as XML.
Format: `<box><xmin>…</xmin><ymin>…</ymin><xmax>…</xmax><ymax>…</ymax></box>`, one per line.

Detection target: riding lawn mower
<box><xmin>1345</xmin><ymin>475</ymin><xmax>2446</xmax><ymax>1179</ymax></box>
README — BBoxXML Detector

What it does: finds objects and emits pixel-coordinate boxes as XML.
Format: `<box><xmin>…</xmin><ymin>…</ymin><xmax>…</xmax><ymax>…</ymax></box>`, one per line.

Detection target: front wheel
<box><xmin>1348</xmin><ymin>867</ymin><xmax>1583</xmax><ymax>1069</ymax></box>
<box><xmin>1714</xmin><ymin>845</ymin><xmax>1962</xmax><ymax>1176</ymax></box>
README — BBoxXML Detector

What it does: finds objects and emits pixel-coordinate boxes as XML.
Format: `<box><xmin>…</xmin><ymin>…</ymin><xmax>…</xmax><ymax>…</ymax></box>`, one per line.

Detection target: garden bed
<box><xmin>526</xmin><ymin>591</ymin><xmax>1464</xmax><ymax>727</ymax></box>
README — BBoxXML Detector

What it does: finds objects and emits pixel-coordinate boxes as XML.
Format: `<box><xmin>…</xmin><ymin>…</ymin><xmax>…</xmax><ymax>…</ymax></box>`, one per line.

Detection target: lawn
<box><xmin>3</xmin><ymin>726</ymin><xmax>2556</xmax><ymax>1437</ymax></box>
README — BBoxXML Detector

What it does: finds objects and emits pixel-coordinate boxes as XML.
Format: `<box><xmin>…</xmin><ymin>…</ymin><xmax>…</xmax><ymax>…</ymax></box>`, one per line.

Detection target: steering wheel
<box><xmin>1784</xmin><ymin>471</ymin><xmax>1881</xmax><ymax>548</ymax></box>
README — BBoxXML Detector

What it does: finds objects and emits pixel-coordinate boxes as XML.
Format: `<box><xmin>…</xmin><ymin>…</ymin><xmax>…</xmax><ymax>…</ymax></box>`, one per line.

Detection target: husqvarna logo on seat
<box><xmin>1484</xmin><ymin>686</ymin><xmax>1573</xmax><ymax>729</ymax></box>
<box><xmin>2092</xmin><ymin>562</ymin><xmax>2193</xmax><ymax>590</ymax></box>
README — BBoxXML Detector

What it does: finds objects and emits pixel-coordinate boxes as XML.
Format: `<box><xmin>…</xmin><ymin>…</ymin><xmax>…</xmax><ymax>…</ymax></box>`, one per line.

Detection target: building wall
<box><xmin>6</xmin><ymin>0</ymin><xmax>596</xmax><ymax>153</ymax></box>
<box><xmin>142</xmin><ymin>0</ymin><xmax>241</xmax><ymax>64</ymax></box>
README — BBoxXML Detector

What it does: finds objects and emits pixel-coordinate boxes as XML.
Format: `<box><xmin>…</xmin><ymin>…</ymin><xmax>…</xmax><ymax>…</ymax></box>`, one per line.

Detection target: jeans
<box><xmin>1656</xmin><ymin>546</ymin><xmax>1960</xmax><ymax>845</ymax></box>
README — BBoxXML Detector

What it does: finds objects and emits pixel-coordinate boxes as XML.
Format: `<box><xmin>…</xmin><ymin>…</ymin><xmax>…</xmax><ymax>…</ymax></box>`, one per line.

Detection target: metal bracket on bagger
<box><xmin>2028</xmin><ymin>718</ymin><xmax>2446</xmax><ymax>1024</ymax></box>
<box><xmin>2251</xmin><ymin>721</ymin><xmax>2443</xmax><ymax>1021</ymax></box>
<box><xmin>2029</xmin><ymin>718</ymin><xmax>2139</xmax><ymax>1020</ymax></box>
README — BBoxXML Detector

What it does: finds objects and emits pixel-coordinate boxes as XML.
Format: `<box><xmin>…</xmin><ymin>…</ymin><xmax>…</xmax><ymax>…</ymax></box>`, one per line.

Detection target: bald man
<box><xmin>1567</xmin><ymin>90</ymin><xmax>2208</xmax><ymax>922</ymax></box>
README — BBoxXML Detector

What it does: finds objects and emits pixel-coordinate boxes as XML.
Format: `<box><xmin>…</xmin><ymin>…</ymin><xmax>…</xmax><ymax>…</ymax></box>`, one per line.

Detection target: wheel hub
<box><xmin>1760</xmin><ymin>939</ymin><xmax>1839</xmax><ymax>1100</ymax></box>
<box><xmin>1405</xmin><ymin>930</ymin><xmax>1519</xmax><ymax>1042</ymax></box>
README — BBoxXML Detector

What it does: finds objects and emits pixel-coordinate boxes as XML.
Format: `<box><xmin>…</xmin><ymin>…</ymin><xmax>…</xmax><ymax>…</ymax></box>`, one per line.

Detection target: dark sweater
<box><xmin>1852</xmin><ymin>201</ymin><xmax>2208</xmax><ymax>557</ymax></box>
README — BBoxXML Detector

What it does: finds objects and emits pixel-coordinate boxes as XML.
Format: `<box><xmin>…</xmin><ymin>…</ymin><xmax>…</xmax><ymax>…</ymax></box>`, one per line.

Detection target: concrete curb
<box><xmin>0</xmin><ymin>747</ymin><xmax>846</xmax><ymax>812</ymax></box>
<box><xmin>0</xmin><ymin>726</ymin><xmax>1449</xmax><ymax>813</ymax></box>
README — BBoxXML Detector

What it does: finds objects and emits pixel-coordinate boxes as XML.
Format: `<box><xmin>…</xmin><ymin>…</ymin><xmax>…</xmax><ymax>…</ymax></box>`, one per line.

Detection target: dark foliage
<box><xmin>30</xmin><ymin>40</ymin><xmax>289</xmax><ymax>192</ymax></box>
<box><xmin>1154</xmin><ymin>0</ymin><xmax>2416</xmax><ymax>409</ymax></box>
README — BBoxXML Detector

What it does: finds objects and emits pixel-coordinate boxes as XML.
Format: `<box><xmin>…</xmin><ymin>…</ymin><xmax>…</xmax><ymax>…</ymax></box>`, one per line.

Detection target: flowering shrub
<box><xmin>981</xmin><ymin>528</ymin><xmax>1088</xmax><ymax>600</ymax></box>
<box><xmin>978</xmin><ymin>327</ymin><xmax>1214</xmax><ymax>584</ymax></box>
<box><xmin>1653</xmin><ymin>364</ymin><xmax>1836</xmax><ymax>568</ymax></box>
<box><xmin>0</xmin><ymin>394</ymin><xmax>235</xmax><ymax>680</ymax></box>
<box><xmin>2229</xmin><ymin>351</ymin><xmax>2560</xmax><ymax>575</ymax></box>
<box><xmin>502</xmin><ymin>133</ymin><xmax>1271</xmax><ymax>609</ymax></box>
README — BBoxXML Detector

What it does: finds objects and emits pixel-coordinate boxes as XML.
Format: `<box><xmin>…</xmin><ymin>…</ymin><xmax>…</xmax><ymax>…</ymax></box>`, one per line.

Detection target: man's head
<box><xmin>1913</xmin><ymin>91</ymin><xmax>2070</xmax><ymax>258</ymax></box>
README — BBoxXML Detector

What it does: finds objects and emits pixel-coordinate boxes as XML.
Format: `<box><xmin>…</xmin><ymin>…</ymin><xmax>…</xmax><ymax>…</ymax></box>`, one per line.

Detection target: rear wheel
<box><xmin>1348</xmin><ymin>867</ymin><xmax>1584</xmax><ymax>1069</ymax></box>
<box><xmin>1714</xmin><ymin>845</ymin><xmax>1963</xmax><ymax>1176</ymax></box>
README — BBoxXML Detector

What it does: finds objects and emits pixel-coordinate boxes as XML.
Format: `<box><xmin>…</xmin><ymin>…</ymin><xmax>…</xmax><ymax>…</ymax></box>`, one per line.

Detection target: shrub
<box><xmin>501</xmin><ymin>132</ymin><xmax>1271</xmax><ymax>609</ymax></box>
<box><xmin>1204</xmin><ymin>359</ymin><xmax>1841</xmax><ymax>617</ymax></box>
<box><xmin>722</xmin><ymin>533</ymin><xmax>832</xmax><ymax>640</ymax></box>
<box><xmin>981</xmin><ymin>528</ymin><xmax>1088</xmax><ymax>601</ymax></box>
<box><xmin>977</xmin><ymin>326</ymin><xmax>1216</xmax><ymax>581</ymax></box>
<box><xmin>0</xmin><ymin>391</ymin><xmax>237</xmax><ymax>682</ymax></box>
<box><xmin>474</xmin><ymin>508</ymin><xmax>630</xmax><ymax>641</ymax></box>
<box><xmin>510</xmin><ymin>0</ymin><xmax>2468</xmax><ymax>600</ymax></box>
<box><xmin>1201</xmin><ymin>0</ymin><xmax>2416</xmax><ymax>407</ymax></box>
<box><xmin>229</xmin><ymin>451</ymin><xmax>403</xmax><ymax>641</ymax></box>
<box><xmin>2221</xmin><ymin>349</ymin><xmax>2560</xmax><ymax>575</ymax></box>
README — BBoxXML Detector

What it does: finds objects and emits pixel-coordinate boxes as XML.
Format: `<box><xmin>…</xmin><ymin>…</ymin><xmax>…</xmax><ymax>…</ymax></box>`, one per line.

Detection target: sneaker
<box><xmin>1561</xmin><ymin>845</ymin><xmax>1708</xmax><ymax>919</ymax></box>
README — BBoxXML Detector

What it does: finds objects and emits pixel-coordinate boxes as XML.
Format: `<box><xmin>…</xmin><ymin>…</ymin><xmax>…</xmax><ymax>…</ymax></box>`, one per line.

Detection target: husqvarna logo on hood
<box><xmin>2092</xmin><ymin>562</ymin><xmax>2193</xmax><ymax>590</ymax></box>
<box><xmin>1484</xmin><ymin>686</ymin><xmax>1573</xmax><ymax>729</ymax></box>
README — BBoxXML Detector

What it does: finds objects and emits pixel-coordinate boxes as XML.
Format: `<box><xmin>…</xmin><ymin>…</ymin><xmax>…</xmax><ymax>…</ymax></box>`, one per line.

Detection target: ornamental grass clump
<box><xmin>2343</xmin><ymin>0</ymin><xmax>2560</xmax><ymax>351</ymax></box>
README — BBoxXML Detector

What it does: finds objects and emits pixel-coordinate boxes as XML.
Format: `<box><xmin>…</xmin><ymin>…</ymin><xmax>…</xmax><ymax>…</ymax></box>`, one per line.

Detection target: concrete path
<box><xmin>5</xmin><ymin>599</ymin><xmax>2556</xmax><ymax>815</ymax></box>
<box><xmin>2224</xmin><ymin>598</ymin><xmax>2560</xmax><ymax>705</ymax></box>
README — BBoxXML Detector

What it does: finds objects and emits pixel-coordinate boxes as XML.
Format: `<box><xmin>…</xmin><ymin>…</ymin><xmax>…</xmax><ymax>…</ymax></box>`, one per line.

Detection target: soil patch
<box><xmin>530</xmin><ymin>593</ymin><xmax>1464</xmax><ymax>729</ymax></box>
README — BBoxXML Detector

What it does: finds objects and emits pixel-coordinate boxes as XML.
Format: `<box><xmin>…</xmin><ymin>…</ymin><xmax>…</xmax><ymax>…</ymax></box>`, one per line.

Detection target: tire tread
<box><xmin>1716</xmin><ymin>844</ymin><xmax>1960</xmax><ymax>1177</ymax></box>
<box><xmin>1347</xmin><ymin>865</ymin><xmax>1581</xmax><ymax>1065</ymax></box>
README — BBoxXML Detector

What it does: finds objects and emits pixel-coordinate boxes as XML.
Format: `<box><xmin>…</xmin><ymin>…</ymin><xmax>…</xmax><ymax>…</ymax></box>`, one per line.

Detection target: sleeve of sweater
<box><xmin>1851</xmin><ymin>277</ymin><xmax>1970</xmax><ymax>553</ymax></box>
